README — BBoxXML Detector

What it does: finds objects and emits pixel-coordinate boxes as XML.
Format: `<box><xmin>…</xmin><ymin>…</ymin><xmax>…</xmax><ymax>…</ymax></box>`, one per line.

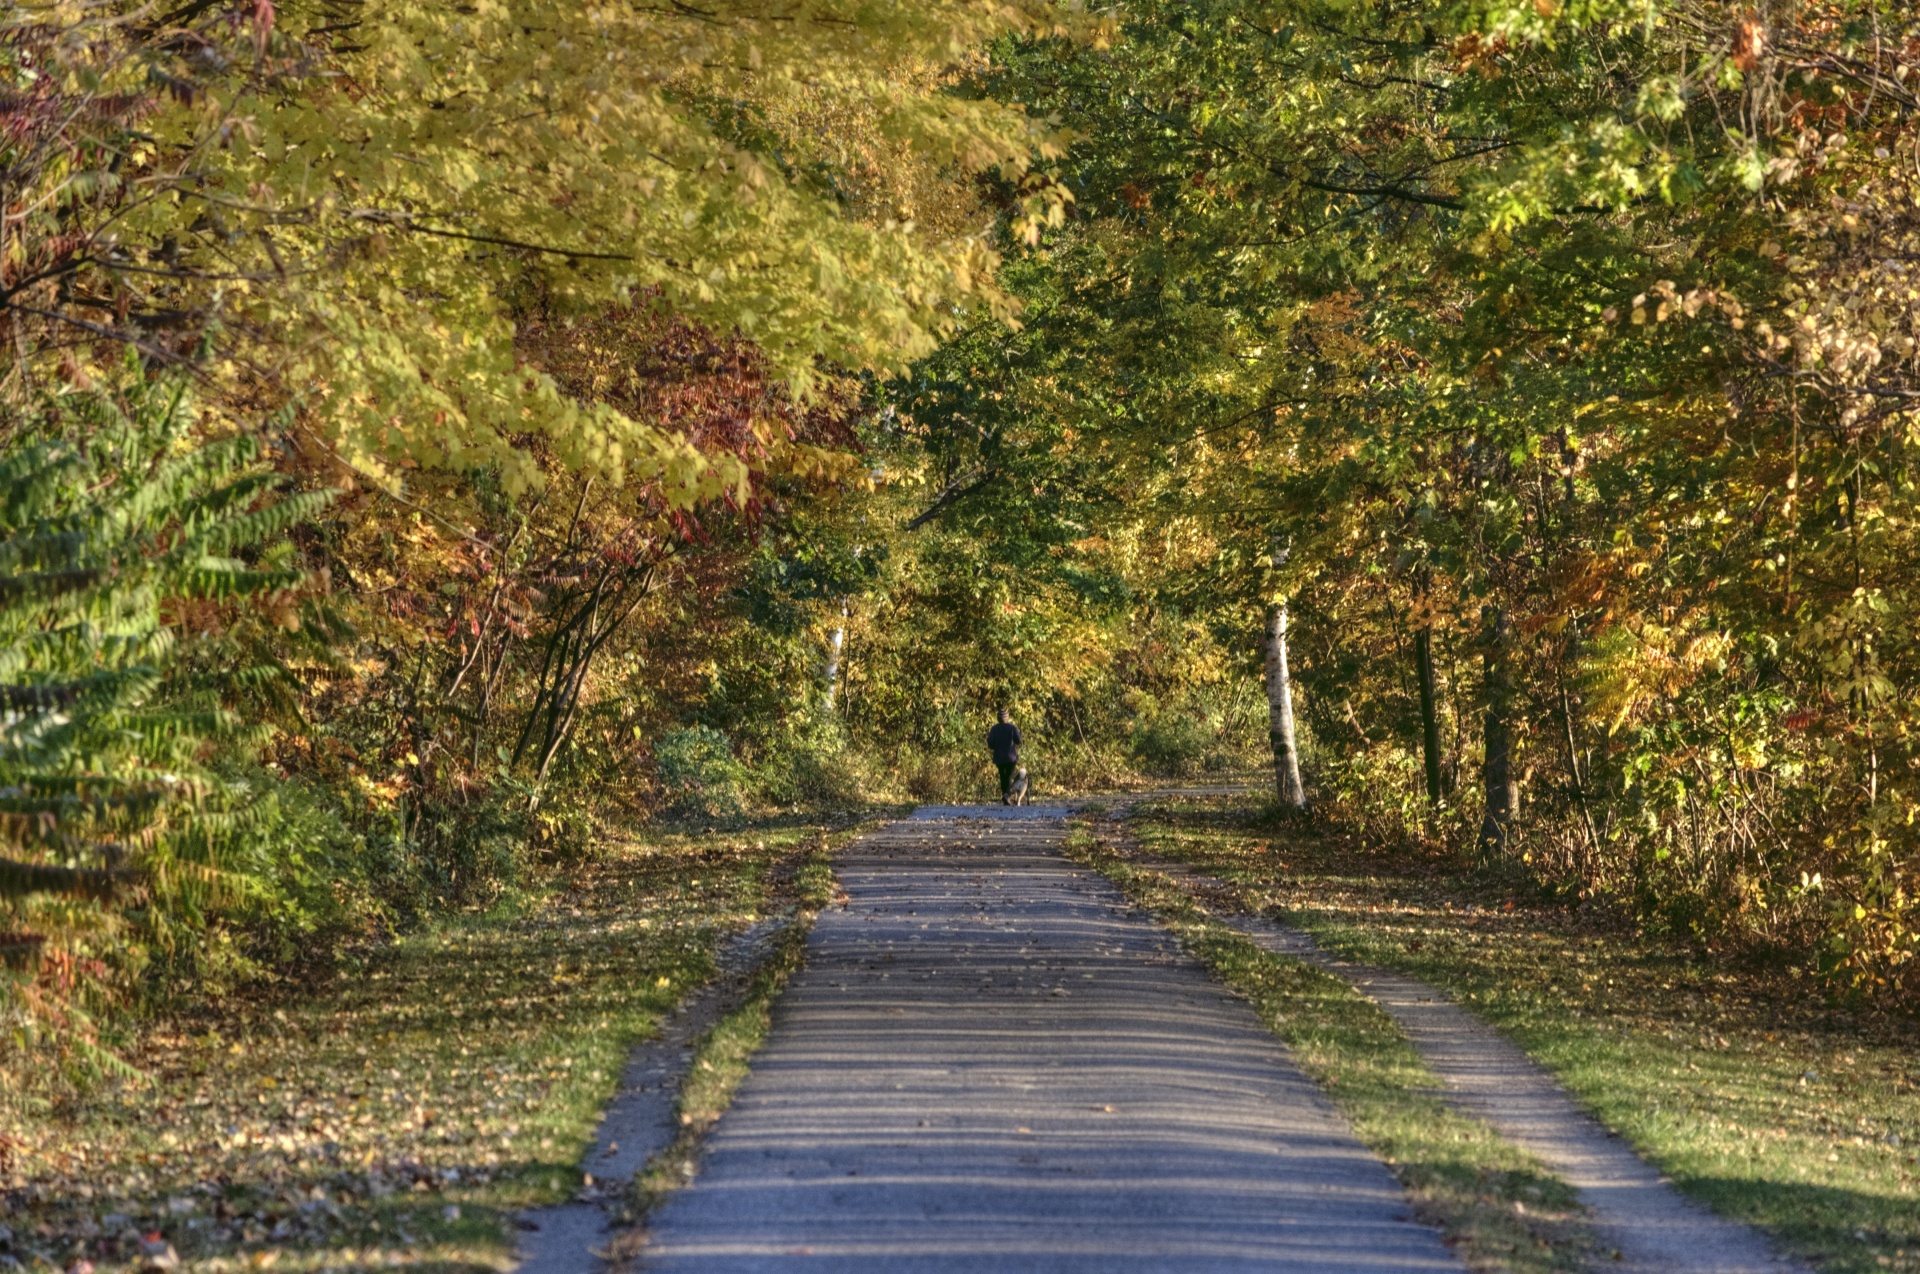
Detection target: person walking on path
<box><xmin>986</xmin><ymin>708</ymin><xmax>1022</xmax><ymax>804</ymax></box>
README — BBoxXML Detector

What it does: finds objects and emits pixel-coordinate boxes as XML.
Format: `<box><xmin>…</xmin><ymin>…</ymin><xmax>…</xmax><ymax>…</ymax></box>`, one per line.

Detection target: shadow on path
<box><xmin>636</xmin><ymin>814</ymin><xmax>1460</xmax><ymax>1272</ymax></box>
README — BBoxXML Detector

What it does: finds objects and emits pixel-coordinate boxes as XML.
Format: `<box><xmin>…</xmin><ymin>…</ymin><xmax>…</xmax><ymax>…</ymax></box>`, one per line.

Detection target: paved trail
<box><xmin>638</xmin><ymin>807</ymin><xmax>1460</xmax><ymax>1272</ymax></box>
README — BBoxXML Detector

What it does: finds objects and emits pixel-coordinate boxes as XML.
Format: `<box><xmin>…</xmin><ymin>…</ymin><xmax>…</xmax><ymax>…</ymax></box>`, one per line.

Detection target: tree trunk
<box><xmin>822</xmin><ymin>599</ymin><xmax>848</xmax><ymax>710</ymax></box>
<box><xmin>1415</xmin><ymin>625</ymin><xmax>1443</xmax><ymax>804</ymax></box>
<box><xmin>1479</xmin><ymin>605</ymin><xmax>1518</xmax><ymax>853</ymax></box>
<box><xmin>1558</xmin><ymin>668</ymin><xmax>1601</xmax><ymax>855</ymax></box>
<box><xmin>514</xmin><ymin>557</ymin><xmax>659</xmax><ymax>809</ymax></box>
<box><xmin>1264</xmin><ymin>601</ymin><xmax>1306</xmax><ymax>808</ymax></box>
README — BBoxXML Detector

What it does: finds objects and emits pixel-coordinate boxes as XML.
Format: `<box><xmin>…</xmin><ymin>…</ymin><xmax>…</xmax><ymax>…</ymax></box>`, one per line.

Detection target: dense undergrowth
<box><xmin>0</xmin><ymin>359</ymin><xmax>1260</xmax><ymax>1094</ymax></box>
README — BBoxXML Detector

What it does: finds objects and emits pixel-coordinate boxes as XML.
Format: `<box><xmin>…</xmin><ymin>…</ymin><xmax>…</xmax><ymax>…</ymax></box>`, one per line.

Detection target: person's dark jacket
<box><xmin>986</xmin><ymin>722</ymin><xmax>1022</xmax><ymax>764</ymax></box>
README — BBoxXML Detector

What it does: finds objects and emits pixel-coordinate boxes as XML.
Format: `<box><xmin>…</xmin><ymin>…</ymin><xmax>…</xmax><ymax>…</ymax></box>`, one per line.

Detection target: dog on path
<box><xmin>1007</xmin><ymin>767</ymin><xmax>1030</xmax><ymax>806</ymax></box>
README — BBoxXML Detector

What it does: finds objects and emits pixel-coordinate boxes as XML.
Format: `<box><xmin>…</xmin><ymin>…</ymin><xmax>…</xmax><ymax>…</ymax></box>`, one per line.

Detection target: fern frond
<box><xmin>0</xmin><ymin>568</ymin><xmax>104</xmax><ymax>610</ymax></box>
<box><xmin>0</xmin><ymin>375</ymin><xmax>324</xmax><ymax>914</ymax></box>
<box><xmin>184</xmin><ymin>489</ymin><xmax>337</xmax><ymax>558</ymax></box>
<box><xmin>175</xmin><ymin>566</ymin><xmax>304</xmax><ymax>600</ymax></box>
<box><xmin>0</xmin><ymin>855</ymin><xmax>136</xmax><ymax>901</ymax></box>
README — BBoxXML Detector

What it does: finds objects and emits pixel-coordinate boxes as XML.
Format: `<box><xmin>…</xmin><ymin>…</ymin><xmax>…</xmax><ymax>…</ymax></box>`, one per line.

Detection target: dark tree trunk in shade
<box><xmin>1414</xmin><ymin>625</ymin><xmax>1443</xmax><ymax>804</ymax></box>
<box><xmin>1479</xmin><ymin>605</ymin><xmax>1519</xmax><ymax>852</ymax></box>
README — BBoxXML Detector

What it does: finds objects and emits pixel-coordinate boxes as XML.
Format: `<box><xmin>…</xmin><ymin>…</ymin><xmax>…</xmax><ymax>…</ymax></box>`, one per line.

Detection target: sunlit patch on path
<box><xmin>636</xmin><ymin>808</ymin><xmax>1460</xmax><ymax>1271</ymax></box>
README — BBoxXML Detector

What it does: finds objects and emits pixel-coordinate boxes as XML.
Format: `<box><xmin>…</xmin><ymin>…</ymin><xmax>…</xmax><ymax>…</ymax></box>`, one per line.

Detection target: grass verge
<box><xmin>1122</xmin><ymin>796</ymin><xmax>1920</xmax><ymax>1274</ymax></box>
<box><xmin>1065</xmin><ymin>820</ymin><xmax>1591</xmax><ymax>1274</ymax></box>
<box><xmin>618</xmin><ymin>843</ymin><xmax>837</xmax><ymax>1234</ymax></box>
<box><xmin>1</xmin><ymin>816</ymin><xmax>860</xmax><ymax>1274</ymax></box>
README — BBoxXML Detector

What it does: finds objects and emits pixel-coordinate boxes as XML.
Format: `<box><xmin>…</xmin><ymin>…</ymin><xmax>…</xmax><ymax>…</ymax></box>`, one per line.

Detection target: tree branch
<box><xmin>1297</xmin><ymin>176</ymin><xmax>1465</xmax><ymax>210</ymax></box>
<box><xmin>346</xmin><ymin>210</ymin><xmax>635</xmax><ymax>261</ymax></box>
<box><xmin>907</xmin><ymin>468</ymin><xmax>997</xmax><ymax>530</ymax></box>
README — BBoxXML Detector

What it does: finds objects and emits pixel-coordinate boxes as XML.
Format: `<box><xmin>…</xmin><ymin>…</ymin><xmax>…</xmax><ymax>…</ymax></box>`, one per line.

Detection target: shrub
<box><xmin>1130</xmin><ymin>711</ymin><xmax>1220</xmax><ymax>776</ymax></box>
<box><xmin>750</xmin><ymin>715</ymin><xmax>879</xmax><ymax>808</ymax></box>
<box><xmin>143</xmin><ymin>766</ymin><xmax>374</xmax><ymax>995</ymax></box>
<box><xmin>0</xmin><ymin>374</ymin><xmax>332</xmax><ymax>1064</ymax></box>
<box><xmin>655</xmin><ymin>725</ymin><xmax>745</xmax><ymax>821</ymax></box>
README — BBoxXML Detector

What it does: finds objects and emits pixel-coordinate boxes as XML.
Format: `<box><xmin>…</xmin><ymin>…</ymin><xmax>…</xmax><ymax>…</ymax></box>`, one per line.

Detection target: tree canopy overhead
<box><xmin>887</xmin><ymin>0</ymin><xmax>1920</xmax><ymax>990</ymax></box>
<box><xmin>4</xmin><ymin>0</ymin><xmax>1075</xmax><ymax>494</ymax></box>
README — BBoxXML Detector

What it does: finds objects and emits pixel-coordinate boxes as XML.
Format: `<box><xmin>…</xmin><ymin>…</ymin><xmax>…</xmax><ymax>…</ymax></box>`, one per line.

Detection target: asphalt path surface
<box><xmin>638</xmin><ymin>806</ymin><xmax>1461</xmax><ymax>1272</ymax></box>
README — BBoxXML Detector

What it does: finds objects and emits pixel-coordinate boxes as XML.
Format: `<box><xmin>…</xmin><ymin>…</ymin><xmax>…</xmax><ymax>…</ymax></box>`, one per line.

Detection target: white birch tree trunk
<box><xmin>1264</xmin><ymin>600</ymin><xmax>1306</xmax><ymax>809</ymax></box>
<box><xmin>822</xmin><ymin>599</ymin><xmax>848</xmax><ymax>711</ymax></box>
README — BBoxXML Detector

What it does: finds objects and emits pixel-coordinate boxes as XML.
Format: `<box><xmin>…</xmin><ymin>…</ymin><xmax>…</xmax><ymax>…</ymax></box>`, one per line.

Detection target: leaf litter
<box><xmin>1</xmin><ymin>823</ymin><xmax>843</xmax><ymax>1274</ymax></box>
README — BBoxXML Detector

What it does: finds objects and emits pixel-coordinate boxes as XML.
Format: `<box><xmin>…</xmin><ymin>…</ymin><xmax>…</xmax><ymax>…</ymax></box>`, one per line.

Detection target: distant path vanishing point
<box><xmin>636</xmin><ymin>804</ymin><xmax>1462</xmax><ymax>1272</ymax></box>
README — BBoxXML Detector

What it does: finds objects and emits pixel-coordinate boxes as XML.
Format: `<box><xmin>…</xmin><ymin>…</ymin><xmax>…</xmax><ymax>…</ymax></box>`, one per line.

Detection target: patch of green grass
<box><xmin>621</xmin><ymin>847</ymin><xmax>837</xmax><ymax>1237</ymax></box>
<box><xmin>1065</xmin><ymin>822</ymin><xmax>1591</xmax><ymax>1274</ymax></box>
<box><xmin>1125</xmin><ymin>797</ymin><xmax>1920</xmax><ymax>1274</ymax></box>
<box><xmin>1</xmin><ymin>818</ymin><xmax>860</xmax><ymax>1274</ymax></box>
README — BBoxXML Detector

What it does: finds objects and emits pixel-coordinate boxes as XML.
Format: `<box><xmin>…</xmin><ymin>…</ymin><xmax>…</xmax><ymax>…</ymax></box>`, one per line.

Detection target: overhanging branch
<box><xmin>907</xmin><ymin>468</ymin><xmax>997</xmax><ymax>530</ymax></box>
